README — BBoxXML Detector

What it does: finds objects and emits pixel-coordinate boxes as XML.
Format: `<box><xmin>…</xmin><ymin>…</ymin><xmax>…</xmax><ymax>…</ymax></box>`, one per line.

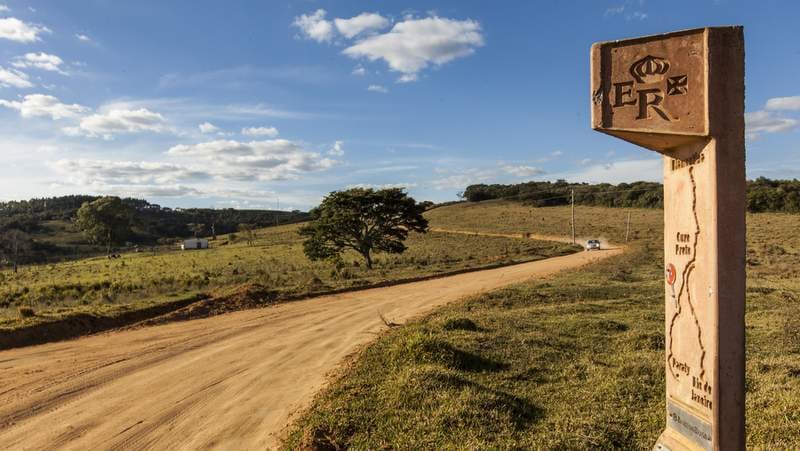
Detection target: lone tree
<box><xmin>238</xmin><ymin>223</ymin><xmax>257</xmax><ymax>246</ymax></box>
<box><xmin>75</xmin><ymin>196</ymin><xmax>133</xmax><ymax>255</ymax></box>
<box><xmin>299</xmin><ymin>188</ymin><xmax>428</xmax><ymax>269</ymax></box>
<box><xmin>0</xmin><ymin>229</ymin><xmax>32</xmax><ymax>273</ymax></box>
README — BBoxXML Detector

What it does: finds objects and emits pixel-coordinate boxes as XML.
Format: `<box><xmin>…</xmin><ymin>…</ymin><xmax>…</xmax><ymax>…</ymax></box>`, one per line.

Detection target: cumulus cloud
<box><xmin>0</xmin><ymin>67</ymin><xmax>33</xmax><ymax>88</ymax></box>
<box><xmin>346</xmin><ymin>182</ymin><xmax>417</xmax><ymax>190</ymax></box>
<box><xmin>293</xmin><ymin>9</ymin><xmax>335</xmax><ymax>43</ymax></box>
<box><xmin>12</xmin><ymin>52</ymin><xmax>67</xmax><ymax>74</ymax></box>
<box><xmin>0</xmin><ymin>94</ymin><xmax>88</xmax><ymax>119</ymax></box>
<box><xmin>554</xmin><ymin>159</ymin><xmax>662</xmax><ymax>184</ymax></box>
<box><xmin>343</xmin><ymin>16</ymin><xmax>484</xmax><ymax>82</ymax></box>
<box><xmin>746</xmin><ymin>110</ymin><xmax>798</xmax><ymax>137</ymax></box>
<box><xmin>352</xmin><ymin>65</ymin><xmax>366</xmax><ymax>76</ymax></box>
<box><xmin>765</xmin><ymin>96</ymin><xmax>800</xmax><ymax>111</ymax></box>
<box><xmin>242</xmin><ymin>126</ymin><xmax>278</xmax><ymax>137</ymax></box>
<box><xmin>167</xmin><ymin>139</ymin><xmax>338</xmax><ymax>181</ymax></box>
<box><xmin>0</xmin><ymin>5</ymin><xmax>8</xmax><ymax>12</ymax></box>
<box><xmin>367</xmin><ymin>84</ymin><xmax>388</xmax><ymax>93</ymax></box>
<box><xmin>334</xmin><ymin>12</ymin><xmax>389</xmax><ymax>39</ymax></box>
<box><xmin>52</xmin><ymin>159</ymin><xmax>211</xmax><ymax>186</ymax></box>
<box><xmin>328</xmin><ymin>140</ymin><xmax>344</xmax><ymax>156</ymax></box>
<box><xmin>198</xmin><ymin>122</ymin><xmax>219</xmax><ymax>133</ymax></box>
<box><xmin>0</xmin><ymin>17</ymin><xmax>50</xmax><ymax>42</ymax></box>
<box><xmin>64</xmin><ymin>108</ymin><xmax>168</xmax><ymax>139</ymax></box>
<box><xmin>430</xmin><ymin>168</ymin><xmax>495</xmax><ymax>190</ymax></box>
<box><xmin>74</xmin><ymin>33</ymin><xmax>91</xmax><ymax>42</ymax></box>
<box><xmin>502</xmin><ymin>165</ymin><xmax>545</xmax><ymax>177</ymax></box>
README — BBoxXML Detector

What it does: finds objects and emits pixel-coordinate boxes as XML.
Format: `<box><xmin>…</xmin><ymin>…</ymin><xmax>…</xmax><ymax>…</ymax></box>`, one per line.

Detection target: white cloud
<box><xmin>367</xmin><ymin>84</ymin><xmax>388</xmax><ymax>93</ymax></box>
<box><xmin>0</xmin><ymin>5</ymin><xmax>8</xmax><ymax>12</ymax></box>
<box><xmin>555</xmin><ymin>158</ymin><xmax>662</xmax><ymax>184</ymax></box>
<box><xmin>12</xmin><ymin>52</ymin><xmax>67</xmax><ymax>74</ymax></box>
<box><xmin>605</xmin><ymin>6</ymin><xmax>625</xmax><ymax>16</ymax></box>
<box><xmin>343</xmin><ymin>16</ymin><xmax>484</xmax><ymax>82</ymax></box>
<box><xmin>334</xmin><ymin>12</ymin><xmax>390</xmax><ymax>39</ymax></box>
<box><xmin>745</xmin><ymin>110</ymin><xmax>798</xmax><ymax>137</ymax></box>
<box><xmin>64</xmin><ymin>108</ymin><xmax>168</xmax><ymax>139</ymax></box>
<box><xmin>397</xmin><ymin>73</ymin><xmax>418</xmax><ymax>83</ymax></box>
<box><xmin>765</xmin><ymin>96</ymin><xmax>800</xmax><ymax>111</ymax></box>
<box><xmin>0</xmin><ymin>67</ymin><xmax>33</xmax><ymax>88</ymax></box>
<box><xmin>328</xmin><ymin>140</ymin><xmax>344</xmax><ymax>156</ymax></box>
<box><xmin>551</xmin><ymin>150</ymin><xmax>563</xmax><ymax>157</ymax></box>
<box><xmin>0</xmin><ymin>94</ymin><xmax>88</xmax><ymax>119</ymax></box>
<box><xmin>430</xmin><ymin>168</ymin><xmax>495</xmax><ymax>190</ymax></box>
<box><xmin>346</xmin><ymin>182</ymin><xmax>417</xmax><ymax>190</ymax></box>
<box><xmin>52</xmin><ymin>159</ymin><xmax>211</xmax><ymax>186</ymax></box>
<box><xmin>74</xmin><ymin>33</ymin><xmax>91</xmax><ymax>42</ymax></box>
<box><xmin>501</xmin><ymin>165</ymin><xmax>544</xmax><ymax>177</ymax></box>
<box><xmin>0</xmin><ymin>17</ymin><xmax>50</xmax><ymax>42</ymax></box>
<box><xmin>198</xmin><ymin>122</ymin><xmax>219</xmax><ymax>134</ymax></box>
<box><xmin>293</xmin><ymin>9</ymin><xmax>335</xmax><ymax>43</ymax></box>
<box><xmin>242</xmin><ymin>126</ymin><xmax>279</xmax><ymax>137</ymax></box>
<box><xmin>167</xmin><ymin>139</ymin><xmax>338</xmax><ymax>181</ymax></box>
<box><xmin>352</xmin><ymin>65</ymin><xmax>366</xmax><ymax>76</ymax></box>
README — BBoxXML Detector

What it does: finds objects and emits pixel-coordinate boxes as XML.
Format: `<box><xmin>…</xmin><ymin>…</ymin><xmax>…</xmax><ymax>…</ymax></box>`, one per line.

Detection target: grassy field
<box><xmin>287</xmin><ymin>201</ymin><xmax>800</xmax><ymax>449</ymax></box>
<box><xmin>0</xmin><ymin>220</ymin><xmax>577</xmax><ymax>330</ymax></box>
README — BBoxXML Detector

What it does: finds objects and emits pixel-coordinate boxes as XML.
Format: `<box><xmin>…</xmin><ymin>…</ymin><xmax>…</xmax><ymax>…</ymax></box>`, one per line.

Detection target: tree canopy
<box><xmin>298</xmin><ymin>188</ymin><xmax>428</xmax><ymax>268</ymax></box>
<box><xmin>75</xmin><ymin>197</ymin><xmax>133</xmax><ymax>254</ymax></box>
<box><xmin>463</xmin><ymin>178</ymin><xmax>800</xmax><ymax>213</ymax></box>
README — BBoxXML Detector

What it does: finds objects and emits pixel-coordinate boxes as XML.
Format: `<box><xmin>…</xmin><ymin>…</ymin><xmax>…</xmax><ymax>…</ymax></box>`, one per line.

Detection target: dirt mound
<box><xmin>0</xmin><ymin>293</ymin><xmax>205</xmax><ymax>351</ymax></box>
<box><xmin>132</xmin><ymin>283</ymin><xmax>281</xmax><ymax>327</ymax></box>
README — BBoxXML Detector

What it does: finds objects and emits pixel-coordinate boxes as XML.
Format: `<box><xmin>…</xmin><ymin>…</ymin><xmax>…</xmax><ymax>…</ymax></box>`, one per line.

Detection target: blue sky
<box><xmin>0</xmin><ymin>1</ymin><xmax>798</xmax><ymax>210</ymax></box>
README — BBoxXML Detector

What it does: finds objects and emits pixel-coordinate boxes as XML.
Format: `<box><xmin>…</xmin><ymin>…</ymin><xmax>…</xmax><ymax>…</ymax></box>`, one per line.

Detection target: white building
<box><xmin>181</xmin><ymin>238</ymin><xmax>209</xmax><ymax>250</ymax></box>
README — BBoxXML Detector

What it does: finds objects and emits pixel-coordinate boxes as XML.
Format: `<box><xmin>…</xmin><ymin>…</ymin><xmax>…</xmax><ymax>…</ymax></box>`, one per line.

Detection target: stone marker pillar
<box><xmin>590</xmin><ymin>27</ymin><xmax>745</xmax><ymax>451</ymax></box>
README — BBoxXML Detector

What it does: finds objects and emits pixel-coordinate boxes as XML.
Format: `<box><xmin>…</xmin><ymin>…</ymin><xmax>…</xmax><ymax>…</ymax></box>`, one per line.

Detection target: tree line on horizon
<box><xmin>0</xmin><ymin>195</ymin><xmax>309</xmax><ymax>238</ymax></box>
<box><xmin>0</xmin><ymin>195</ymin><xmax>310</xmax><ymax>267</ymax></box>
<box><xmin>462</xmin><ymin>177</ymin><xmax>800</xmax><ymax>213</ymax></box>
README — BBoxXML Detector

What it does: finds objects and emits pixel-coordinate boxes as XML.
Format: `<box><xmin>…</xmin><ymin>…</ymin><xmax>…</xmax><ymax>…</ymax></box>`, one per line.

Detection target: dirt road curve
<box><xmin>0</xmin><ymin>242</ymin><xmax>621</xmax><ymax>450</ymax></box>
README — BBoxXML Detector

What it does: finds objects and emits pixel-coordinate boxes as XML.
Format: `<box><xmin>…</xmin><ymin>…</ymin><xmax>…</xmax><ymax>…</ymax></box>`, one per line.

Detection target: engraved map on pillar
<box><xmin>665</xmin><ymin>153</ymin><xmax>713</xmax><ymax>414</ymax></box>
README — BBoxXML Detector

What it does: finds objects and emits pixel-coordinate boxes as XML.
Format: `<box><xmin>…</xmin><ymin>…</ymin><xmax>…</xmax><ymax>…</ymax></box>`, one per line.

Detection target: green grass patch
<box><xmin>0</xmin><ymin>220</ymin><xmax>577</xmax><ymax>331</ymax></box>
<box><xmin>286</xmin><ymin>203</ymin><xmax>800</xmax><ymax>449</ymax></box>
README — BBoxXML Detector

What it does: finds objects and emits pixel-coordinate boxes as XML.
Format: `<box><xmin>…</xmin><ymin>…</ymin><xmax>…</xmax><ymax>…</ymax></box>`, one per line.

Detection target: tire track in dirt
<box><xmin>0</xmin><ymin>230</ymin><xmax>622</xmax><ymax>449</ymax></box>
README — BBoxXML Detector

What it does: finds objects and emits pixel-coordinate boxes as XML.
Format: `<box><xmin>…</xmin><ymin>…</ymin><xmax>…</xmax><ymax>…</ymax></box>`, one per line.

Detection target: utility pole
<box><xmin>625</xmin><ymin>211</ymin><xmax>631</xmax><ymax>242</ymax></box>
<box><xmin>570</xmin><ymin>189</ymin><xmax>575</xmax><ymax>245</ymax></box>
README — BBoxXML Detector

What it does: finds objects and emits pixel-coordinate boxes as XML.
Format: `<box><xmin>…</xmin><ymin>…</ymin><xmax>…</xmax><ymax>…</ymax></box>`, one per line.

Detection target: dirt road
<box><xmin>0</xmin><ymin>241</ymin><xmax>621</xmax><ymax>450</ymax></box>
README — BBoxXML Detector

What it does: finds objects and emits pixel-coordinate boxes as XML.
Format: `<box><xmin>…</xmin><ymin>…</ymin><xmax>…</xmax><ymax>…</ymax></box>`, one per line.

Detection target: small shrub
<box><xmin>18</xmin><ymin>306</ymin><xmax>35</xmax><ymax>317</ymax></box>
<box><xmin>442</xmin><ymin>317</ymin><xmax>479</xmax><ymax>331</ymax></box>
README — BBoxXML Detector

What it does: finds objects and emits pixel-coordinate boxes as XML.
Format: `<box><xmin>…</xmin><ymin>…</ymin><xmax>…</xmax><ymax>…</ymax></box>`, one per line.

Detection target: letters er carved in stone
<box><xmin>591</xmin><ymin>29</ymin><xmax>709</xmax><ymax>157</ymax></box>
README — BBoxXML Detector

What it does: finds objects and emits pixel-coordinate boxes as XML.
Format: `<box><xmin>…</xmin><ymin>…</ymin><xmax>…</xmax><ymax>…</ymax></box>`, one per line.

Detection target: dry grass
<box><xmin>0</xmin><ymin>220</ymin><xmax>576</xmax><ymax>330</ymax></box>
<box><xmin>286</xmin><ymin>201</ymin><xmax>800</xmax><ymax>449</ymax></box>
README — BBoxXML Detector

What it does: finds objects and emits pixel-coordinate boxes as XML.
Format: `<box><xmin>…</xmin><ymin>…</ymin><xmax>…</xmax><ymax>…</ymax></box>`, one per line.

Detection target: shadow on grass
<box><xmin>392</xmin><ymin>331</ymin><xmax>508</xmax><ymax>372</ymax></box>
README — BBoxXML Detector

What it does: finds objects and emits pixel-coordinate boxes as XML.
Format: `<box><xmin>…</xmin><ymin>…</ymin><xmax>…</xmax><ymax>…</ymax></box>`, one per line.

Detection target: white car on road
<box><xmin>585</xmin><ymin>239</ymin><xmax>601</xmax><ymax>251</ymax></box>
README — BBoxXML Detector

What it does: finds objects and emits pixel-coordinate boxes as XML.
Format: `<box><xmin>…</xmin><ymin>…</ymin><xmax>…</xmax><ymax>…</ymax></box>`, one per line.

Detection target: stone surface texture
<box><xmin>592</xmin><ymin>27</ymin><xmax>745</xmax><ymax>451</ymax></box>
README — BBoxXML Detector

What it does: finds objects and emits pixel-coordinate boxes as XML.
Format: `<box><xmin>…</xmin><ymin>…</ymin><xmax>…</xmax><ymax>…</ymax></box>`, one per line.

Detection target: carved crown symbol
<box><xmin>629</xmin><ymin>55</ymin><xmax>670</xmax><ymax>84</ymax></box>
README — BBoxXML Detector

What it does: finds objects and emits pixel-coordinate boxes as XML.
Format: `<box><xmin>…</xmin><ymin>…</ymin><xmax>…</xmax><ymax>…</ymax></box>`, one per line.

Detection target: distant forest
<box><xmin>0</xmin><ymin>195</ymin><xmax>310</xmax><ymax>241</ymax></box>
<box><xmin>462</xmin><ymin>177</ymin><xmax>800</xmax><ymax>213</ymax></box>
